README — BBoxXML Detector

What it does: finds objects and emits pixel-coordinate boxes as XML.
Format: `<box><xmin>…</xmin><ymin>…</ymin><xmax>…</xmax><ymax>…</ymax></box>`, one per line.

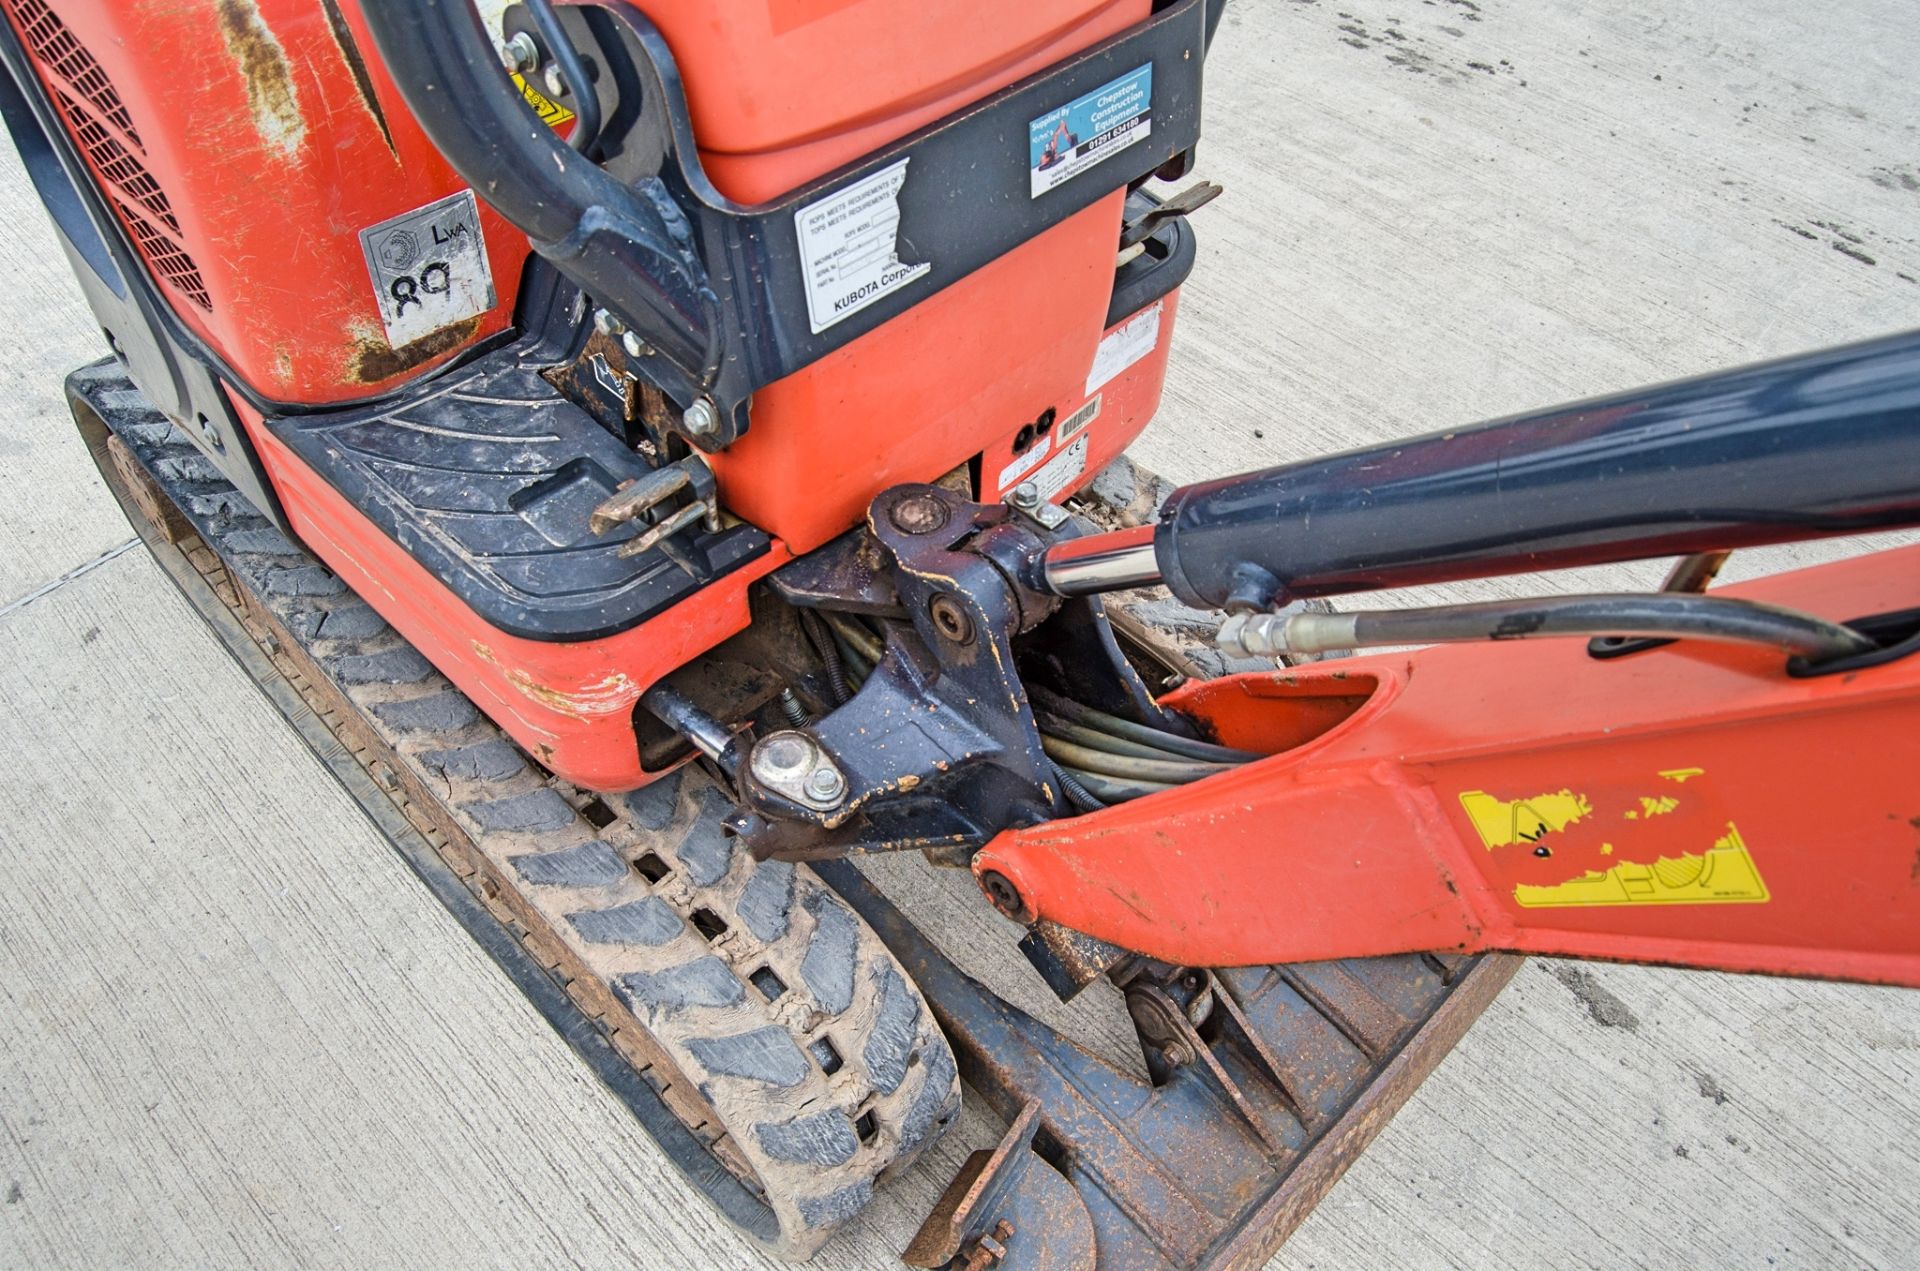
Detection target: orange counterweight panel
<box><xmin>980</xmin><ymin>292</ymin><xmax>1181</xmax><ymax>505</ymax></box>
<box><xmin>977</xmin><ymin>546</ymin><xmax>1920</xmax><ymax>988</ymax></box>
<box><xmin>0</xmin><ymin>0</ymin><xmax>522</xmax><ymax>401</ymax></box>
<box><xmin>658</xmin><ymin>0</ymin><xmax>1180</xmax><ymax>551</ymax></box>
<box><xmin>236</xmin><ymin>399</ymin><xmax>790</xmax><ymax>793</ymax></box>
<box><xmin>641</xmin><ymin>0</ymin><xmax>1152</xmax><ymax>204</ymax></box>
<box><xmin>711</xmin><ymin>193</ymin><xmax>1176</xmax><ymax>551</ymax></box>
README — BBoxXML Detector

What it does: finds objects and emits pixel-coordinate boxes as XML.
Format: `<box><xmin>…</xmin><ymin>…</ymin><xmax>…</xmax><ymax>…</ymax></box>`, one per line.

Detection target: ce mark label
<box><xmin>358</xmin><ymin>189</ymin><xmax>495</xmax><ymax>348</ymax></box>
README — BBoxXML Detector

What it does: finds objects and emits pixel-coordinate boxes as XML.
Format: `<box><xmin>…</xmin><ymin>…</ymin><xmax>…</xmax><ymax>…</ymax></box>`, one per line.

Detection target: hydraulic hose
<box><xmin>836</xmin><ymin>635</ymin><xmax>874</xmax><ymax>683</ymax></box>
<box><xmin>1040</xmin><ymin>736</ymin><xmax>1233</xmax><ymax>785</ymax></box>
<box><xmin>823</xmin><ymin>612</ymin><xmax>885</xmax><ymax>666</ymax></box>
<box><xmin>1046</xmin><ymin>759</ymin><xmax>1108</xmax><ymax>813</ymax></box>
<box><xmin>1028</xmin><ymin>685</ymin><xmax>1260</xmax><ymax>763</ymax></box>
<box><xmin>1218</xmin><ymin>593</ymin><xmax>1878</xmax><ymax>663</ymax></box>
<box><xmin>804</xmin><ymin>614</ymin><xmax>1252</xmax><ymax>805</ymax></box>
<box><xmin>1061</xmin><ymin>767</ymin><xmax>1177</xmax><ymax>803</ymax></box>
<box><xmin>522</xmin><ymin>0</ymin><xmax>603</xmax><ymax>155</ymax></box>
<box><xmin>798</xmin><ymin>610</ymin><xmax>852</xmax><ymax>706</ymax></box>
<box><xmin>1037</xmin><ymin>714</ymin><xmax>1195</xmax><ymax>762</ymax></box>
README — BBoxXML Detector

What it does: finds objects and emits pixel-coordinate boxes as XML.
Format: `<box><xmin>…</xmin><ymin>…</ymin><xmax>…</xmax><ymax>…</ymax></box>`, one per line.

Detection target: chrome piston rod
<box><xmin>1040</xmin><ymin>523</ymin><xmax>1161</xmax><ymax>597</ymax></box>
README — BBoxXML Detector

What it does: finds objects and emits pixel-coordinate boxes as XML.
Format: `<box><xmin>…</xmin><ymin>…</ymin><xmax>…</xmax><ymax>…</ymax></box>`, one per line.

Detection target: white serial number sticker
<box><xmin>1031</xmin><ymin>432</ymin><xmax>1090</xmax><ymax>502</ymax></box>
<box><xmin>359</xmin><ymin>190</ymin><xmax>494</xmax><ymax>348</ymax></box>
<box><xmin>998</xmin><ymin>434</ymin><xmax>1052</xmax><ymax>491</ymax></box>
<box><xmin>1086</xmin><ymin>301</ymin><xmax>1162</xmax><ymax>395</ymax></box>
<box><xmin>795</xmin><ymin>157</ymin><xmax>931</xmax><ymax>334</ymax></box>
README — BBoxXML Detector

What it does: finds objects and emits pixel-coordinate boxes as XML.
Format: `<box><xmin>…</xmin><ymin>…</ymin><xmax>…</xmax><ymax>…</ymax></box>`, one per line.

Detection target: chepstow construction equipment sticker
<box><xmin>795</xmin><ymin>157</ymin><xmax>931</xmax><ymax>334</ymax></box>
<box><xmin>1029</xmin><ymin>64</ymin><xmax>1152</xmax><ymax>198</ymax></box>
<box><xmin>359</xmin><ymin>190</ymin><xmax>495</xmax><ymax>348</ymax></box>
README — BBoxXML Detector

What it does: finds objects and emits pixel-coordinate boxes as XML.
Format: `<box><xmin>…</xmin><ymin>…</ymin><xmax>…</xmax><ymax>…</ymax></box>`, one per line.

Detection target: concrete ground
<box><xmin>2</xmin><ymin>0</ymin><xmax>1917</xmax><ymax>1267</ymax></box>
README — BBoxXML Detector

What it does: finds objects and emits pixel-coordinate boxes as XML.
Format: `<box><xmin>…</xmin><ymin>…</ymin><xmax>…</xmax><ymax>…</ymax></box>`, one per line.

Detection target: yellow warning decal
<box><xmin>511</xmin><ymin>71</ymin><xmax>576</xmax><ymax>129</ymax></box>
<box><xmin>1459</xmin><ymin>788</ymin><xmax>1592</xmax><ymax>850</ymax></box>
<box><xmin>1513</xmin><ymin>821</ymin><xmax>1769</xmax><ymax>908</ymax></box>
<box><xmin>1625</xmin><ymin>795</ymin><xmax>1679</xmax><ymax>820</ymax></box>
<box><xmin>1456</xmin><ymin>767</ymin><xmax>1771</xmax><ymax>909</ymax></box>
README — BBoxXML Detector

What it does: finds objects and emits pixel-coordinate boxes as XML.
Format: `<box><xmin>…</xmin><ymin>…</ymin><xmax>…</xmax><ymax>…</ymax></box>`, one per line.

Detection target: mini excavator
<box><xmin>5</xmin><ymin>0</ymin><xmax>1917</xmax><ymax>1264</ymax></box>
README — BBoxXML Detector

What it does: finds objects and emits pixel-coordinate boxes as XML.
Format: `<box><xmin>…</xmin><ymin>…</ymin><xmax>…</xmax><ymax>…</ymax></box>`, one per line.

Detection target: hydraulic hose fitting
<box><xmin>1216</xmin><ymin>610</ymin><xmax>1353</xmax><ymax>659</ymax></box>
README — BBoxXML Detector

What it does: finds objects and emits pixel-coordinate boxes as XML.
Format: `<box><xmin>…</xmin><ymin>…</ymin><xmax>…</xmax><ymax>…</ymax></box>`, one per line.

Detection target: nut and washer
<box><xmin>1006</xmin><ymin>481</ymin><xmax>1041</xmax><ymax>510</ymax></box>
<box><xmin>499</xmin><ymin>31</ymin><xmax>539</xmax><ymax>74</ymax></box>
<box><xmin>749</xmin><ymin>731</ymin><xmax>849</xmax><ymax>811</ymax></box>
<box><xmin>804</xmin><ymin>766</ymin><xmax>847</xmax><ymax>805</ymax></box>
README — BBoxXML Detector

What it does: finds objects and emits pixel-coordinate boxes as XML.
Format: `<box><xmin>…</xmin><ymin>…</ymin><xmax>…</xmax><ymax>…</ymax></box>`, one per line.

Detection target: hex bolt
<box><xmin>682</xmin><ymin>399</ymin><xmax>720</xmax><ymax>438</ymax></box>
<box><xmin>542</xmin><ymin>63</ymin><xmax>568</xmax><ymax>98</ymax></box>
<box><xmin>620</xmin><ymin>330</ymin><xmax>650</xmax><ymax>360</ymax></box>
<box><xmin>888</xmin><ymin>493</ymin><xmax>950</xmax><ymax>535</ymax></box>
<box><xmin>592</xmin><ymin>308</ymin><xmax>624</xmax><ymax>338</ymax></box>
<box><xmin>804</xmin><ymin>765</ymin><xmax>847</xmax><ymax>805</ymax></box>
<box><xmin>961</xmin><ymin>1222</ymin><xmax>1016</xmax><ymax>1271</ymax></box>
<box><xmin>1007</xmin><ymin>481</ymin><xmax>1041</xmax><ymax>510</ymax></box>
<box><xmin>499</xmin><ymin>31</ymin><xmax>539</xmax><ymax>74</ymax></box>
<box><xmin>928</xmin><ymin>594</ymin><xmax>976</xmax><ymax>646</ymax></box>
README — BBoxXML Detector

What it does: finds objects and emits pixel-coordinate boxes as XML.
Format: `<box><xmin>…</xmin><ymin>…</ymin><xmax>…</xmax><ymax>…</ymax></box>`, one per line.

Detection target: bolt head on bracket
<box><xmin>749</xmin><ymin>729</ymin><xmax>849</xmax><ymax>811</ymax></box>
<box><xmin>1006</xmin><ymin>481</ymin><xmax>1070</xmax><ymax>531</ymax></box>
<box><xmin>890</xmin><ymin>493</ymin><xmax>951</xmax><ymax>535</ymax></box>
<box><xmin>978</xmin><ymin>869</ymin><xmax>1031</xmax><ymax>923</ymax></box>
<box><xmin>681</xmin><ymin>399</ymin><xmax>720</xmax><ymax>438</ymax></box>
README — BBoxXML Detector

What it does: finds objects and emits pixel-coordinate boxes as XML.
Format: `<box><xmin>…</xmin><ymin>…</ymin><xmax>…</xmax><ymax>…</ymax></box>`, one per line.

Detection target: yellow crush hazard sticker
<box><xmin>511</xmin><ymin>71</ymin><xmax>576</xmax><ymax>129</ymax></box>
<box><xmin>1459</xmin><ymin>789</ymin><xmax>1592</xmax><ymax>849</ymax></box>
<box><xmin>1458</xmin><ymin>767</ymin><xmax>1771</xmax><ymax>909</ymax></box>
<box><xmin>1513</xmin><ymin>822</ymin><xmax>1770</xmax><ymax>908</ymax></box>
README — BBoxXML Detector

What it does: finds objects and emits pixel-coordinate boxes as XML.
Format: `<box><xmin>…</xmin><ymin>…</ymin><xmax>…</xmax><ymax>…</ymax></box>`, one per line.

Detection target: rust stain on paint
<box><xmin>215</xmin><ymin>0</ymin><xmax>307</xmax><ymax>160</ymax></box>
<box><xmin>348</xmin><ymin>317</ymin><xmax>479</xmax><ymax>383</ymax></box>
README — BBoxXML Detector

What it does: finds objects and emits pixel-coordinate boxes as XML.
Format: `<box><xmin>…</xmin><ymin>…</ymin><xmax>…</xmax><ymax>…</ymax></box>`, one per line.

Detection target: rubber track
<box><xmin>82</xmin><ymin>364</ymin><xmax>960</xmax><ymax>1260</ymax></box>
